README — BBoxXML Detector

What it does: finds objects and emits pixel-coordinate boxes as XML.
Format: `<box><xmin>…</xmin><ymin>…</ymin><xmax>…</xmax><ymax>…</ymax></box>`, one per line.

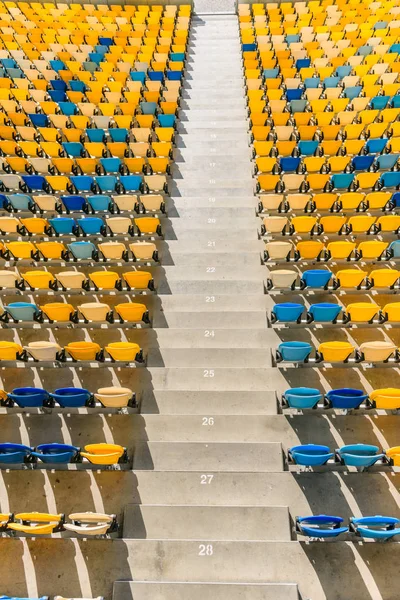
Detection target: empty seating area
<box><xmin>0</xmin><ymin>512</ymin><xmax>117</xmax><ymax>536</ymax></box>
<box><xmin>0</xmin><ymin>442</ymin><xmax>127</xmax><ymax>465</ymax></box>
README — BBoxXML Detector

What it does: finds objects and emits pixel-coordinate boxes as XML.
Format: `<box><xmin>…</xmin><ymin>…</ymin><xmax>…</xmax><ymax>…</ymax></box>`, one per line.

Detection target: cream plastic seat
<box><xmin>129</xmin><ymin>242</ymin><xmax>157</xmax><ymax>261</ymax></box>
<box><xmin>263</xmin><ymin>216</ymin><xmax>288</xmax><ymax>233</ymax></box>
<box><xmin>98</xmin><ymin>242</ymin><xmax>126</xmax><ymax>260</ymax></box>
<box><xmin>94</xmin><ymin>386</ymin><xmax>134</xmax><ymax>408</ymax></box>
<box><xmin>264</xmin><ymin>241</ymin><xmax>293</xmax><ymax>260</ymax></box>
<box><xmin>0</xmin><ymin>270</ymin><xmax>20</xmax><ymax>288</ymax></box>
<box><xmin>63</xmin><ymin>512</ymin><xmax>115</xmax><ymax>536</ymax></box>
<box><xmin>269</xmin><ymin>269</ymin><xmax>298</xmax><ymax>288</ymax></box>
<box><xmin>77</xmin><ymin>303</ymin><xmax>111</xmax><ymax>322</ymax></box>
<box><xmin>107</xmin><ymin>216</ymin><xmax>132</xmax><ymax>234</ymax></box>
<box><xmin>55</xmin><ymin>271</ymin><xmax>87</xmax><ymax>290</ymax></box>
<box><xmin>359</xmin><ymin>341</ymin><xmax>397</xmax><ymax>362</ymax></box>
<box><xmin>112</xmin><ymin>194</ymin><xmax>137</xmax><ymax>211</ymax></box>
<box><xmin>24</xmin><ymin>341</ymin><xmax>61</xmax><ymax>361</ymax></box>
<box><xmin>259</xmin><ymin>194</ymin><xmax>284</xmax><ymax>211</ymax></box>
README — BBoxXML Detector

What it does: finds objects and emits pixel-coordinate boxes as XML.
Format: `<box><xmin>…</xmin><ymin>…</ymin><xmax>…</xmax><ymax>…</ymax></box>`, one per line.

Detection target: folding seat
<box><xmin>276</xmin><ymin>341</ymin><xmax>312</xmax><ymax>362</ymax></box>
<box><xmin>296</xmin><ymin>240</ymin><xmax>325</xmax><ymax>260</ymax></box>
<box><xmin>344</xmin><ymin>302</ymin><xmax>380</xmax><ymax>323</ymax></box>
<box><xmin>63</xmin><ymin>512</ymin><xmax>116</xmax><ymax>536</ymax></box>
<box><xmin>94</xmin><ymin>386</ymin><xmax>134</xmax><ymax>408</ymax></box>
<box><xmin>78</xmin><ymin>217</ymin><xmax>106</xmax><ymax>236</ymax></box>
<box><xmin>55</xmin><ymin>271</ymin><xmax>87</xmax><ymax>290</ymax></box>
<box><xmin>308</xmin><ymin>302</ymin><xmax>342</xmax><ymax>323</ymax></box>
<box><xmin>317</xmin><ymin>341</ymin><xmax>355</xmax><ymax>362</ymax></box>
<box><xmin>282</xmin><ymin>386</ymin><xmax>323</xmax><ymax>410</ymax></box>
<box><xmin>369</xmin><ymin>388</ymin><xmax>400</xmax><ymax>410</ymax></box>
<box><xmin>70</xmin><ymin>175</ymin><xmax>95</xmax><ymax>193</ymax></box>
<box><xmin>359</xmin><ymin>341</ymin><xmax>397</xmax><ymax>362</ymax></box>
<box><xmin>357</xmin><ymin>240</ymin><xmax>388</xmax><ymax>260</ymax></box>
<box><xmin>40</xmin><ymin>302</ymin><xmax>75</xmax><ymax>323</ymax></box>
<box><xmin>290</xmin><ymin>215</ymin><xmax>319</xmax><ymax>234</ymax></box>
<box><xmin>122</xmin><ymin>270</ymin><xmax>154</xmax><ymax>290</ymax></box>
<box><xmin>326</xmin><ymin>388</ymin><xmax>368</xmax><ymax>410</ymax></box>
<box><xmin>80</xmin><ymin>443</ymin><xmax>125</xmax><ymax>465</ymax></box>
<box><xmin>68</xmin><ymin>241</ymin><xmax>96</xmax><ymax>261</ymax></box>
<box><xmin>24</xmin><ymin>341</ymin><xmax>62</xmax><ymax>361</ymax></box>
<box><xmin>296</xmin><ymin>514</ymin><xmax>348</xmax><ymax>538</ymax></box>
<box><xmin>289</xmin><ymin>443</ymin><xmax>334</xmax><ymax>465</ymax></box>
<box><xmin>7</xmin><ymin>386</ymin><xmax>50</xmax><ymax>409</ymax></box>
<box><xmin>0</xmin><ymin>443</ymin><xmax>32</xmax><ymax>464</ymax></box>
<box><xmin>380</xmin><ymin>171</ymin><xmax>400</xmax><ymax>189</ymax></box>
<box><xmin>368</xmin><ymin>269</ymin><xmax>400</xmax><ymax>289</ymax></box>
<box><xmin>326</xmin><ymin>240</ymin><xmax>356</xmax><ymax>261</ymax></box>
<box><xmin>78</xmin><ymin>302</ymin><xmax>112</xmax><ymax>322</ymax></box>
<box><xmin>347</xmin><ymin>215</ymin><xmax>377</xmax><ymax>234</ymax></box>
<box><xmin>59</xmin><ymin>195</ymin><xmax>87</xmax><ymax>213</ymax></box>
<box><xmin>97</xmin><ymin>242</ymin><xmax>126</xmax><ymax>261</ymax></box>
<box><xmin>64</xmin><ymin>341</ymin><xmax>101</xmax><ymax>361</ymax></box>
<box><xmin>2</xmin><ymin>301</ymin><xmax>41</xmax><ymax>322</ymax></box>
<box><xmin>350</xmin><ymin>516</ymin><xmax>400</xmax><ymax>540</ymax></box>
<box><xmin>0</xmin><ymin>174</ymin><xmax>24</xmax><ymax>191</ymax></box>
<box><xmin>135</xmin><ymin>216</ymin><xmax>161</xmax><ymax>236</ymax></box>
<box><xmin>271</xmin><ymin>302</ymin><xmax>305</xmax><ymax>323</ymax></box>
<box><xmin>48</xmin><ymin>217</ymin><xmax>77</xmax><ymax>236</ymax></box>
<box><xmin>107</xmin><ymin>216</ymin><xmax>132</xmax><ymax>235</ymax></box>
<box><xmin>105</xmin><ymin>341</ymin><xmax>142</xmax><ymax>362</ymax></box>
<box><xmin>336</xmin><ymin>444</ymin><xmax>384</xmax><ymax>468</ymax></box>
<box><xmin>89</xmin><ymin>270</ymin><xmax>120</xmax><ymax>290</ymax></box>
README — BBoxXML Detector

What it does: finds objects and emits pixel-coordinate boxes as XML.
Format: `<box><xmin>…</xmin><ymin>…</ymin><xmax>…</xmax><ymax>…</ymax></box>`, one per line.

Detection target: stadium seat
<box><xmin>277</xmin><ymin>341</ymin><xmax>312</xmax><ymax>362</ymax></box>
<box><xmin>350</xmin><ymin>516</ymin><xmax>400</xmax><ymax>540</ymax></box>
<box><xmin>31</xmin><ymin>443</ymin><xmax>79</xmax><ymax>464</ymax></box>
<box><xmin>369</xmin><ymin>388</ymin><xmax>400</xmax><ymax>410</ymax></box>
<box><xmin>289</xmin><ymin>444</ymin><xmax>334</xmax><ymax>466</ymax></box>
<box><xmin>296</xmin><ymin>515</ymin><xmax>348</xmax><ymax>538</ymax></box>
<box><xmin>80</xmin><ymin>443</ymin><xmax>126</xmax><ymax>465</ymax></box>
<box><xmin>336</xmin><ymin>444</ymin><xmax>384</xmax><ymax>467</ymax></box>
<box><xmin>63</xmin><ymin>512</ymin><xmax>117</xmax><ymax>536</ymax></box>
<box><xmin>283</xmin><ymin>387</ymin><xmax>323</xmax><ymax>409</ymax></box>
<box><xmin>326</xmin><ymin>389</ymin><xmax>368</xmax><ymax>410</ymax></box>
<box><xmin>8</xmin><ymin>513</ymin><xmax>63</xmax><ymax>535</ymax></box>
<box><xmin>64</xmin><ymin>341</ymin><xmax>101</xmax><ymax>361</ymax></box>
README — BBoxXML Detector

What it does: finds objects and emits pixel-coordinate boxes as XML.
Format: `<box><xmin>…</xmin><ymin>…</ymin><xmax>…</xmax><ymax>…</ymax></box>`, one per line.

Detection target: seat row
<box><xmin>2</xmin><ymin>385</ymin><xmax>136</xmax><ymax>409</ymax></box>
<box><xmin>0</xmin><ymin>269</ymin><xmax>154</xmax><ymax>292</ymax></box>
<box><xmin>296</xmin><ymin>515</ymin><xmax>400</xmax><ymax>539</ymax></box>
<box><xmin>289</xmin><ymin>442</ymin><xmax>400</xmax><ymax>467</ymax></box>
<box><xmin>254</xmin><ymin>138</ymin><xmax>400</xmax><ymax>159</ymax></box>
<box><xmin>264</xmin><ymin>239</ymin><xmax>400</xmax><ymax>261</ymax></box>
<box><xmin>0</xmin><ymin>214</ymin><xmax>162</xmax><ymax>236</ymax></box>
<box><xmin>258</xmin><ymin>191</ymin><xmax>396</xmax><ymax>212</ymax></box>
<box><xmin>282</xmin><ymin>386</ymin><xmax>400</xmax><ymax>410</ymax></box>
<box><xmin>268</xmin><ymin>266</ymin><xmax>400</xmax><ymax>290</ymax></box>
<box><xmin>0</xmin><ymin>511</ymin><xmax>117</xmax><ymax>536</ymax></box>
<box><xmin>262</xmin><ymin>213</ymin><xmax>400</xmax><ymax>235</ymax></box>
<box><xmin>1</xmin><ymin>300</ymin><xmax>150</xmax><ymax>325</ymax></box>
<box><xmin>271</xmin><ymin>300</ymin><xmax>400</xmax><ymax>324</ymax></box>
<box><xmin>0</xmin><ymin>340</ymin><xmax>144</xmax><ymax>364</ymax></box>
<box><xmin>276</xmin><ymin>340</ymin><xmax>400</xmax><ymax>363</ymax></box>
<box><xmin>0</xmin><ymin>192</ymin><xmax>165</xmax><ymax>215</ymax></box>
<box><xmin>0</xmin><ymin>173</ymin><xmax>169</xmax><ymax>194</ymax></box>
<box><xmin>257</xmin><ymin>171</ymin><xmax>400</xmax><ymax>193</ymax></box>
<box><xmin>0</xmin><ymin>442</ymin><xmax>127</xmax><ymax>466</ymax></box>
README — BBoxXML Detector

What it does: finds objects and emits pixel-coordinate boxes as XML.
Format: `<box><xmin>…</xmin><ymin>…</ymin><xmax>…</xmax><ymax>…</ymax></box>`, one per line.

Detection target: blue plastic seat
<box><xmin>100</xmin><ymin>158</ymin><xmax>122</xmax><ymax>174</ymax></box>
<box><xmin>68</xmin><ymin>241</ymin><xmax>96</xmax><ymax>259</ymax></box>
<box><xmin>95</xmin><ymin>175</ymin><xmax>118</xmax><ymax>192</ymax></box>
<box><xmin>371</xmin><ymin>96</ymin><xmax>390</xmax><ymax>110</ymax></box>
<box><xmin>280</xmin><ymin>157</ymin><xmax>300</xmax><ymax>172</ymax></box>
<box><xmin>351</xmin><ymin>516</ymin><xmax>400</xmax><ymax>539</ymax></box>
<box><xmin>366</xmin><ymin>138</ymin><xmax>388</xmax><ymax>154</ymax></box>
<box><xmin>277</xmin><ymin>341</ymin><xmax>312</xmax><ymax>362</ymax></box>
<box><xmin>29</xmin><ymin>113</ymin><xmax>48</xmax><ymax>128</ymax></box>
<box><xmin>7</xmin><ymin>193</ymin><xmax>32</xmax><ymax>210</ymax></box>
<box><xmin>70</xmin><ymin>176</ymin><xmax>95</xmax><ymax>192</ymax></box>
<box><xmin>264</xmin><ymin>68</ymin><xmax>279</xmax><ymax>79</ymax></box>
<box><xmin>7</xmin><ymin>68</ymin><xmax>23</xmax><ymax>79</ymax></box>
<box><xmin>69</xmin><ymin>80</ymin><xmax>86</xmax><ymax>92</ymax></box>
<box><xmin>290</xmin><ymin>99</ymin><xmax>307</xmax><ymax>113</ymax></box>
<box><xmin>297</xmin><ymin>515</ymin><xmax>348</xmax><ymax>538</ymax></box>
<box><xmin>376</xmin><ymin>154</ymin><xmax>399</xmax><ymax>170</ymax></box>
<box><xmin>392</xmin><ymin>192</ymin><xmax>400</xmax><ymax>208</ymax></box>
<box><xmin>389</xmin><ymin>240</ymin><xmax>400</xmax><ymax>257</ymax></box>
<box><xmin>48</xmin><ymin>90</ymin><xmax>66</xmax><ymax>102</ymax></box>
<box><xmin>32</xmin><ymin>443</ymin><xmax>79</xmax><ymax>464</ymax></box>
<box><xmin>336</xmin><ymin>65</ymin><xmax>352</xmax><ymax>79</ymax></box>
<box><xmin>296</xmin><ymin>58</ymin><xmax>311</xmax><ymax>70</ymax></box>
<box><xmin>389</xmin><ymin>43</ymin><xmax>400</xmax><ymax>53</ymax></box>
<box><xmin>50</xmin><ymin>59</ymin><xmax>65</xmax><ymax>72</ymax></box>
<box><xmin>0</xmin><ymin>443</ymin><xmax>32</xmax><ymax>463</ymax></box>
<box><xmin>242</xmin><ymin>43</ymin><xmax>257</xmax><ymax>52</ymax></box>
<box><xmin>301</xmin><ymin>269</ymin><xmax>333</xmax><ymax>288</ymax></box>
<box><xmin>286</xmin><ymin>34</ymin><xmax>300</xmax><ymax>44</ymax></box>
<box><xmin>326</xmin><ymin>388</ymin><xmax>368</xmax><ymax>409</ymax></box>
<box><xmin>60</xmin><ymin>195</ymin><xmax>87</xmax><ymax>212</ymax></box>
<box><xmin>87</xmin><ymin>195</ymin><xmax>112</xmax><ymax>212</ymax></box>
<box><xmin>89</xmin><ymin>52</ymin><xmax>104</xmax><ymax>64</ymax></box>
<box><xmin>170</xmin><ymin>52</ymin><xmax>185</xmax><ymax>62</ymax></box>
<box><xmin>337</xmin><ymin>444</ymin><xmax>384</xmax><ymax>467</ymax></box>
<box><xmin>344</xmin><ymin>86</ymin><xmax>362</xmax><ymax>100</ymax></box>
<box><xmin>298</xmin><ymin>141</ymin><xmax>319</xmax><ymax>156</ymax></box>
<box><xmin>304</xmin><ymin>77</ymin><xmax>320</xmax><ymax>89</ymax></box>
<box><xmin>78</xmin><ymin>217</ymin><xmax>104</xmax><ymax>235</ymax></box>
<box><xmin>120</xmin><ymin>175</ymin><xmax>142</xmax><ymax>192</ymax></box>
<box><xmin>148</xmin><ymin>70</ymin><xmax>164</xmax><ymax>81</ymax></box>
<box><xmin>50</xmin><ymin>387</ymin><xmax>91</xmax><ymax>408</ymax></box>
<box><xmin>130</xmin><ymin>72</ymin><xmax>146</xmax><ymax>83</ymax></box>
<box><xmin>0</xmin><ymin>58</ymin><xmax>16</xmax><ymax>69</ymax></box>
<box><xmin>109</xmin><ymin>128</ymin><xmax>128</xmax><ymax>143</ymax></box>
<box><xmin>331</xmin><ymin>173</ymin><xmax>354</xmax><ymax>190</ymax></box>
<box><xmin>358</xmin><ymin>45</ymin><xmax>373</xmax><ymax>56</ymax></box>
<box><xmin>283</xmin><ymin>387</ymin><xmax>322</xmax><ymax>409</ymax></box>
<box><xmin>86</xmin><ymin>129</ymin><xmax>106</xmax><ymax>143</ymax></box>
<box><xmin>140</xmin><ymin>101</ymin><xmax>157</xmax><ymax>115</ymax></box>
<box><xmin>166</xmin><ymin>70</ymin><xmax>182</xmax><ymax>81</ymax></box>
<box><xmin>22</xmin><ymin>175</ymin><xmax>46</xmax><ymax>191</ymax></box>
<box><xmin>392</xmin><ymin>95</ymin><xmax>400</xmax><ymax>108</ymax></box>
<box><xmin>49</xmin><ymin>217</ymin><xmax>76</xmax><ymax>235</ymax></box>
<box><xmin>50</xmin><ymin>80</ymin><xmax>67</xmax><ymax>92</ymax></box>
<box><xmin>99</xmin><ymin>37</ymin><xmax>114</xmax><ymax>46</ymax></box>
<box><xmin>7</xmin><ymin>387</ymin><xmax>49</xmax><ymax>408</ymax></box>
<box><xmin>324</xmin><ymin>76</ymin><xmax>340</xmax><ymax>88</ymax></box>
<box><xmin>289</xmin><ymin>444</ymin><xmax>334</xmax><ymax>466</ymax></box>
<box><xmin>272</xmin><ymin>302</ymin><xmax>304</xmax><ymax>322</ymax></box>
<box><xmin>286</xmin><ymin>88</ymin><xmax>302</xmax><ymax>101</ymax></box>
<box><xmin>308</xmin><ymin>302</ymin><xmax>342</xmax><ymax>323</ymax></box>
<box><xmin>63</xmin><ymin>142</ymin><xmax>84</xmax><ymax>158</ymax></box>
<box><xmin>3</xmin><ymin>302</ymin><xmax>40</xmax><ymax>322</ymax></box>
<box><xmin>352</xmin><ymin>155</ymin><xmax>375</xmax><ymax>171</ymax></box>
<box><xmin>380</xmin><ymin>172</ymin><xmax>400</xmax><ymax>189</ymax></box>
<box><xmin>158</xmin><ymin>114</ymin><xmax>176</xmax><ymax>128</ymax></box>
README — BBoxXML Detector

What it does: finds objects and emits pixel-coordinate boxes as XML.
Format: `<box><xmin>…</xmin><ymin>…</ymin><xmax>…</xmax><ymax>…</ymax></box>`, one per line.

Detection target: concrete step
<box><xmin>170</xmin><ymin>185</ymin><xmax>254</xmax><ymax>197</ymax></box>
<box><xmin>170</xmin><ymin>196</ymin><xmax>256</xmax><ymax>208</ymax></box>
<box><xmin>113</xmin><ymin>582</ymin><xmax>300</xmax><ymax>600</ymax></box>
<box><xmin>156</xmin><ymin>281</ymin><xmax>264</xmax><ymax>294</ymax></box>
<box><xmin>152</xmin><ymin>311</ymin><xmax>268</xmax><ymax>329</ymax></box>
<box><xmin>137</xmin><ymin>328</ymin><xmax>274</xmax><ymax>348</ymax></box>
<box><xmin>132</xmin><ymin>442</ymin><xmax>283</xmax><ymax>471</ymax></box>
<box><xmin>147</xmin><ymin>348</ymin><xmax>271</xmax><ymax>368</ymax></box>
<box><xmin>142</xmin><ymin>391</ymin><xmax>278</xmax><ymax>415</ymax></box>
<box><xmin>159</xmin><ymin>237</ymin><xmax>262</xmax><ymax>252</ymax></box>
<box><xmin>160</xmin><ymin>266</ymin><xmax>265</xmax><ymax>281</ymax></box>
<box><xmin>123</xmin><ymin>505</ymin><xmax>291</xmax><ymax>540</ymax></box>
<box><xmin>157</xmin><ymin>254</ymin><xmax>262</xmax><ymax>268</ymax></box>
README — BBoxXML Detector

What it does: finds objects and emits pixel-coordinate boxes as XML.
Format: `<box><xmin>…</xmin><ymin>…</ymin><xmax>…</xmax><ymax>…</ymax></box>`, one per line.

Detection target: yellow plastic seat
<box><xmin>320</xmin><ymin>215</ymin><xmax>346</xmax><ymax>234</ymax></box>
<box><xmin>19</xmin><ymin>218</ymin><xmax>48</xmax><ymax>235</ymax></box>
<box><xmin>115</xmin><ymin>302</ymin><xmax>147</xmax><ymax>323</ymax></box>
<box><xmin>357</xmin><ymin>240</ymin><xmax>388</xmax><ymax>260</ymax></box>
<box><xmin>0</xmin><ymin>341</ymin><xmax>22</xmax><ymax>360</ymax></box>
<box><xmin>5</xmin><ymin>241</ymin><xmax>36</xmax><ymax>260</ymax></box>
<box><xmin>326</xmin><ymin>241</ymin><xmax>356</xmax><ymax>260</ymax></box>
<box><xmin>77</xmin><ymin>302</ymin><xmax>111</xmax><ymax>322</ymax></box>
<box><xmin>64</xmin><ymin>341</ymin><xmax>101</xmax><ymax>361</ymax></box>
<box><xmin>370</xmin><ymin>388</ymin><xmax>400</xmax><ymax>410</ymax></box>
<box><xmin>365</xmin><ymin>192</ymin><xmax>392</xmax><ymax>210</ymax></box>
<box><xmin>89</xmin><ymin>271</ymin><xmax>120</xmax><ymax>290</ymax></box>
<box><xmin>369</xmin><ymin>269</ymin><xmax>400</xmax><ymax>289</ymax></box>
<box><xmin>345</xmin><ymin>302</ymin><xmax>380</xmax><ymax>323</ymax></box>
<box><xmin>318</xmin><ymin>341</ymin><xmax>355</xmax><ymax>362</ymax></box>
<box><xmin>41</xmin><ymin>302</ymin><xmax>74</xmax><ymax>322</ymax></box>
<box><xmin>376</xmin><ymin>215</ymin><xmax>400</xmax><ymax>233</ymax></box>
<box><xmin>55</xmin><ymin>271</ymin><xmax>87</xmax><ymax>290</ymax></box>
<box><xmin>313</xmin><ymin>194</ymin><xmax>338</xmax><ymax>211</ymax></box>
<box><xmin>296</xmin><ymin>240</ymin><xmax>324</xmax><ymax>259</ymax></box>
<box><xmin>35</xmin><ymin>242</ymin><xmax>65</xmax><ymax>261</ymax></box>
<box><xmin>347</xmin><ymin>215</ymin><xmax>376</xmax><ymax>234</ymax></box>
<box><xmin>359</xmin><ymin>341</ymin><xmax>397</xmax><ymax>362</ymax></box>
<box><xmin>105</xmin><ymin>341</ymin><xmax>141</xmax><ymax>362</ymax></box>
<box><xmin>23</xmin><ymin>271</ymin><xmax>55</xmax><ymax>290</ymax></box>
<box><xmin>335</xmin><ymin>269</ymin><xmax>367</xmax><ymax>289</ymax></box>
<box><xmin>122</xmin><ymin>270</ymin><xmax>153</xmax><ymax>290</ymax></box>
<box><xmin>291</xmin><ymin>216</ymin><xmax>317</xmax><ymax>234</ymax></box>
<box><xmin>135</xmin><ymin>217</ymin><xmax>161</xmax><ymax>236</ymax></box>
<box><xmin>80</xmin><ymin>443</ymin><xmax>125</xmax><ymax>465</ymax></box>
<box><xmin>382</xmin><ymin>303</ymin><xmax>400</xmax><ymax>323</ymax></box>
<box><xmin>94</xmin><ymin>386</ymin><xmax>134</xmax><ymax>408</ymax></box>
<box><xmin>7</xmin><ymin>513</ymin><xmax>63</xmax><ymax>535</ymax></box>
